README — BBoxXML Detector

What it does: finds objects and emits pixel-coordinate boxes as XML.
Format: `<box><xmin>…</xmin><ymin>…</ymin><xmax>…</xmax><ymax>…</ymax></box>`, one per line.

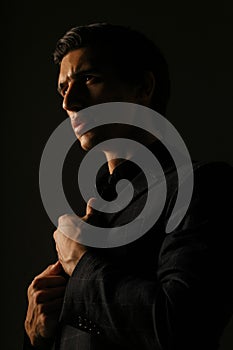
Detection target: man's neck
<box><xmin>104</xmin><ymin>155</ymin><xmax>129</xmax><ymax>175</ymax></box>
<box><xmin>104</xmin><ymin>135</ymin><xmax>157</xmax><ymax>174</ymax></box>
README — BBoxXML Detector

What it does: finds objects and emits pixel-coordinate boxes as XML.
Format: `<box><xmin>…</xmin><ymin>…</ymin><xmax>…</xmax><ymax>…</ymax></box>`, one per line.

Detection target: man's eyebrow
<box><xmin>57</xmin><ymin>68</ymin><xmax>100</xmax><ymax>94</ymax></box>
<box><xmin>73</xmin><ymin>67</ymin><xmax>100</xmax><ymax>77</ymax></box>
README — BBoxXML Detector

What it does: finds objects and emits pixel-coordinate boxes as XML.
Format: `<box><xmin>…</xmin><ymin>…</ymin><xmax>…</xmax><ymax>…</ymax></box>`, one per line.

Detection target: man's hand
<box><xmin>53</xmin><ymin>229</ymin><xmax>87</xmax><ymax>276</ymax></box>
<box><xmin>54</xmin><ymin>199</ymin><xmax>97</xmax><ymax>276</ymax></box>
<box><xmin>25</xmin><ymin>261</ymin><xmax>67</xmax><ymax>347</ymax></box>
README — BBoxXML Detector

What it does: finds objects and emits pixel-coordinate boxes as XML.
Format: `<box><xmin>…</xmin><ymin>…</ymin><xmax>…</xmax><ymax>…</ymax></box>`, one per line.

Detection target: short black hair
<box><xmin>53</xmin><ymin>23</ymin><xmax>170</xmax><ymax>115</ymax></box>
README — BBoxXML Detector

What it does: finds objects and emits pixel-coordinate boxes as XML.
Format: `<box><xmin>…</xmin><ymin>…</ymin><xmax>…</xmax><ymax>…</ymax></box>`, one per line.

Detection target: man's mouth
<box><xmin>71</xmin><ymin>110</ymin><xmax>95</xmax><ymax>137</ymax></box>
<box><xmin>71</xmin><ymin>118</ymin><xmax>93</xmax><ymax>137</ymax></box>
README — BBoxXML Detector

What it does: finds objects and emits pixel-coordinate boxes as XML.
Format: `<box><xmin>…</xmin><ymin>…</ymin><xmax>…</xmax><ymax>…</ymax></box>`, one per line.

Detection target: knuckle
<box><xmin>31</xmin><ymin>277</ymin><xmax>41</xmax><ymax>290</ymax></box>
<box><xmin>40</xmin><ymin>313</ymin><xmax>49</xmax><ymax>325</ymax></box>
<box><xmin>27</xmin><ymin>284</ymin><xmax>32</xmax><ymax>297</ymax></box>
<box><xmin>37</xmin><ymin>303</ymin><xmax>43</xmax><ymax>314</ymax></box>
<box><xmin>38</xmin><ymin>303</ymin><xmax>46</xmax><ymax>314</ymax></box>
<box><xmin>59</xmin><ymin>214</ymin><xmax>70</xmax><ymax>221</ymax></box>
<box><xmin>39</xmin><ymin>312</ymin><xmax>46</xmax><ymax>324</ymax></box>
<box><xmin>34</xmin><ymin>290</ymin><xmax>43</xmax><ymax>303</ymax></box>
<box><xmin>58</xmin><ymin>213</ymin><xmax>76</xmax><ymax>227</ymax></box>
<box><xmin>53</xmin><ymin>230</ymin><xmax>57</xmax><ymax>240</ymax></box>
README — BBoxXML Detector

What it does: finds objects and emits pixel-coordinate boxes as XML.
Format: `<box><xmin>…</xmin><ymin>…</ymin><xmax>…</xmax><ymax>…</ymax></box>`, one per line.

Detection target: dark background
<box><xmin>3</xmin><ymin>1</ymin><xmax>233</xmax><ymax>349</ymax></box>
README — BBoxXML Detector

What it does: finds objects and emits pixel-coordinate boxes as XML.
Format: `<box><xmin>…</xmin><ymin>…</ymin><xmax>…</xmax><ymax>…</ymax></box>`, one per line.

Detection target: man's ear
<box><xmin>136</xmin><ymin>71</ymin><xmax>155</xmax><ymax>106</ymax></box>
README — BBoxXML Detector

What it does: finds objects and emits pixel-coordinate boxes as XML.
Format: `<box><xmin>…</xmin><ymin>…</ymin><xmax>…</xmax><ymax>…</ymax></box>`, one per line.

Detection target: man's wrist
<box><xmin>70</xmin><ymin>250</ymin><xmax>88</xmax><ymax>276</ymax></box>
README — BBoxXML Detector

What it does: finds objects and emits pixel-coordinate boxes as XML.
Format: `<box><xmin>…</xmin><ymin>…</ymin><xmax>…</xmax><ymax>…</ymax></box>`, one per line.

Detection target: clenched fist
<box><xmin>24</xmin><ymin>261</ymin><xmax>67</xmax><ymax>347</ymax></box>
<box><xmin>54</xmin><ymin>198</ymin><xmax>98</xmax><ymax>276</ymax></box>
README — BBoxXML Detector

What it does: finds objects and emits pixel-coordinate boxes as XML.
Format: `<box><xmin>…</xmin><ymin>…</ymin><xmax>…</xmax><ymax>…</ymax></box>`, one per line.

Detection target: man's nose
<box><xmin>62</xmin><ymin>82</ymin><xmax>85</xmax><ymax>112</ymax></box>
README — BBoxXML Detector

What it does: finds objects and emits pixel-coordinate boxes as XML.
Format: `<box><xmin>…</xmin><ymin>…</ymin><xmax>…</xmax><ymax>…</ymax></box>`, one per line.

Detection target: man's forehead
<box><xmin>59</xmin><ymin>46</ymin><xmax>113</xmax><ymax>78</ymax></box>
<box><xmin>59</xmin><ymin>48</ymin><xmax>93</xmax><ymax>79</ymax></box>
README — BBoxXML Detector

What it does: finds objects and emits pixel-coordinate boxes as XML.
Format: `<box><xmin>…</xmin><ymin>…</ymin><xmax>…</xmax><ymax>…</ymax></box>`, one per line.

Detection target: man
<box><xmin>24</xmin><ymin>23</ymin><xmax>233</xmax><ymax>349</ymax></box>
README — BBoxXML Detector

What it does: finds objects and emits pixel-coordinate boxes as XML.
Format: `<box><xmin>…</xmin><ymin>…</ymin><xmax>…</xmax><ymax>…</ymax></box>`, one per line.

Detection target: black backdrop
<box><xmin>3</xmin><ymin>1</ymin><xmax>233</xmax><ymax>349</ymax></box>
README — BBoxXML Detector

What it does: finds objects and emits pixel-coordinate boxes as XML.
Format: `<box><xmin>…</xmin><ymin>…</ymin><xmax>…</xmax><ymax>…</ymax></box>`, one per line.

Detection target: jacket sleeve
<box><xmin>58</xmin><ymin>162</ymin><xmax>233</xmax><ymax>350</ymax></box>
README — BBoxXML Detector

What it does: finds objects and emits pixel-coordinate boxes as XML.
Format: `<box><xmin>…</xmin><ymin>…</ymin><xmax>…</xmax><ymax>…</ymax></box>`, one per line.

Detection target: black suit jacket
<box><xmin>24</xmin><ymin>143</ymin><xmax>233</xmax><ymax>350</ymax></box>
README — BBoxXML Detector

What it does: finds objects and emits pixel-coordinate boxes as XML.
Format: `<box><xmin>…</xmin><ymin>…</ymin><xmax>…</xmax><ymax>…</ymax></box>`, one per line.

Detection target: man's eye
<box><xmin>83</xmin><ymin>75</ymin><xmax>102</xmax><ymax>84</ymax></box>
<box><xmin>85</xmin><ymin>75</ymin><xmax>93</xmax><ymax>82</ymax></box>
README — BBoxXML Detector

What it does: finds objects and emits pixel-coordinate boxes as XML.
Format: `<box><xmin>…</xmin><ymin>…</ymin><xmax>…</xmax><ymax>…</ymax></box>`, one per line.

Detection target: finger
<box><xmin>48</xmin><ymin>261</ymin><xmax>64</xmax><ymax>275</ymax></box>
<box><xmin>55</xmin><ymin>245</ymin><xmax>64</xmax><ymax>265</ymax></box>
<box><xmin>34</xmin><ymin>286</ymin><xmax>66</xmax><ymax>303</ymax></box>
<box><xmin>40</xmin><ymin>311</ymin><xmax>65</xmax><ymax>340</ymax></box>
<box><xmin>31</xmin><ymin>275</ymin><xmax>67</xmax><ymax>291</ymax></box>
<box><xmin>38</xmin><ymin>297</ymin><xmax>64</xmax><ymax>315</ymax></box>
<box><xmin>37</xmin><ymin>261</ymin><xmax>64</xmax><ymax>278</ymax></box>
<box><xmin>84</xmin><ymin>197</ymin><xmax>101</xmax><ymax>225</ymax></box>
<box><xmin>37</xmin><ymin>309</ymin><xmax>64</xmax><ymax>339</ymax></box>
<box><xmin>86</xmin><ymin>197</ymin><xmax>97</xmax><ymax>217</ymax></box>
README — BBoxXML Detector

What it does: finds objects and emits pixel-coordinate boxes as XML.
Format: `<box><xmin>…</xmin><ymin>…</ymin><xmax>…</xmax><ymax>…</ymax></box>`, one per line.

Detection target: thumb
<box><xmin>39</xmin><ymin>261</ymin><xmax>63</xmax><ymax>277</ymax></box>
<box><xmin>86</xmin><ymin>197</ymin><xmax>97</xmax><ymax>217</ymax></box>
<box><xmin>85</xmin><ymin>197</ymin><xmax>101</xmax><ymax>225</ymax></box>
<box><xmin>49</xmin><ymin>260</ymin><xmax>64</xmax><ymax>275</ymax></box>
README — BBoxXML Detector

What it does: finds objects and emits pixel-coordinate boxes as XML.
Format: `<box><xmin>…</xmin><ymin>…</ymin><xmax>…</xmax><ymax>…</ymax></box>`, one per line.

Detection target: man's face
<box><xmin>58</xmin><ymin>47</ymin><xmax>141</xmax><ymax>150</ymax></box>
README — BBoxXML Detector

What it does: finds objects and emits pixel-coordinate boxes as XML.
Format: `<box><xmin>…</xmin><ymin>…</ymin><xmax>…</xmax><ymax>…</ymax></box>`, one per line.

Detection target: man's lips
<box><xmin>70</xmin><ymin>110</ymin><xmax>95</xmax><ymax>136</ymax></box>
